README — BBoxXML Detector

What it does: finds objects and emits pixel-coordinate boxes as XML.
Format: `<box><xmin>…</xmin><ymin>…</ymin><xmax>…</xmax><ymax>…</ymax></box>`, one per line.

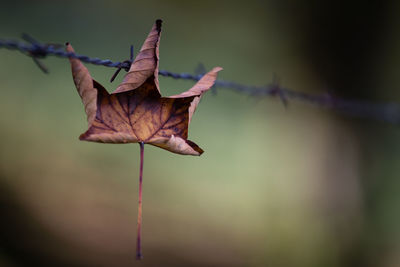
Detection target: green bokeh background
<box><xmin>1</xmin><ymin>1</ymin><xmax>400</xmax><ymax>266</ymax></box>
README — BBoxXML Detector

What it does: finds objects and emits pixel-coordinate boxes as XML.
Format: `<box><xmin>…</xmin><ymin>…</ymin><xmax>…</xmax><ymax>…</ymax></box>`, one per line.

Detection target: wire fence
<box><xmin>1</xmin><ymin>35</ymin><xmax>400</xmax><ymax>124</ymax></box>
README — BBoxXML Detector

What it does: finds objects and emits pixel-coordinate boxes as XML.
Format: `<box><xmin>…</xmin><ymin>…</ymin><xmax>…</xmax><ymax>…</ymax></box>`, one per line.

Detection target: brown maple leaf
<box><xmin>66</xmin><ymin>19</ymin><xmax>222</xmax><ymax>156</ymax></box>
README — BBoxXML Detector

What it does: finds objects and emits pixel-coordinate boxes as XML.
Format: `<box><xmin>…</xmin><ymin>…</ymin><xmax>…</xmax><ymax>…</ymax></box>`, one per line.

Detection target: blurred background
<box><xmin>1</xmin><ymin>0</ymin><xmax>400</xmax><ymax>266</ymax></box>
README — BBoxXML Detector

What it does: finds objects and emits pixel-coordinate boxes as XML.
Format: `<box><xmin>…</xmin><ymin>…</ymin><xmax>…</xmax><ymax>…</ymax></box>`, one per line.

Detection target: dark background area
<box><xmin>0</xmin><ymin>0</ymin><xmax>399</xmax><ymax>266</ymax></box>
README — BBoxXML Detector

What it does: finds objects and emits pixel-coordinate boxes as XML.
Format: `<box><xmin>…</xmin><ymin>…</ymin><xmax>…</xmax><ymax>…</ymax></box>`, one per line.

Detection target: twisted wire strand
<box><xmin>1</xmin><ymin>37</ymin><xmax>400</xmax><ymax>124</ymax></box>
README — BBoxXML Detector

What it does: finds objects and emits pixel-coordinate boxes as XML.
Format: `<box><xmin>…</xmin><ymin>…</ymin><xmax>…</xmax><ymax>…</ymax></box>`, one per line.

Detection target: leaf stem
<box><xmin>136</xmin><ymin>142</ymin><xmax>145</xmax><ymax>260</ymax></box>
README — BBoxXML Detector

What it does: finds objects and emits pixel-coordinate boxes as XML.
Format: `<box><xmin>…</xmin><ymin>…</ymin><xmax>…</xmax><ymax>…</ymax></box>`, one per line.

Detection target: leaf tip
<box><xmin>78</xmin><ymin>133</ymin><xmax>86</xmax><ymax>141</ymax></box>
<box><xmin>213</xmin><ymin>66</ymin><xmax>223</xmax><ymax>73</ymax></box>
<box><xmin>155</xmin><ymin>19</ymin><xmax>163</xmax><ymax>33</ymax></box>
<box><xmin>186</xmin><ymin>140</ymin><xmax>204</xmax><ymax>156</ymax></box>
<box><xmin>156</xmin><ymin>19</ymin><xmax>163</xmax><ymax>28</ymax></box>
<box><xmin>65</xmin><ymin>42</ymin><xmax>74</xmax><ymax>53</ymax></box>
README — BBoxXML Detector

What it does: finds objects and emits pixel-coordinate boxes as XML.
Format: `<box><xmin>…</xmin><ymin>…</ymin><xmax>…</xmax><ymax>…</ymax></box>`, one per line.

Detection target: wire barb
<box><xmin>110</xmin><ymin>45</ymin><xmax>134</xmax><ymax>83</ymax></box>
<box><xmin>21</xmin><ymin>33</ymin><xmax>52</xmax><ymax>73</ymax></box>
<box><xmin>0</xmin><ymin>35</ymin><xmax>400</xmax><ymax>124</ymax></box>
<box><xmin>268</xmin><ymin>74</ymin><xmax>288</xmax><ymax>108</ymax></box>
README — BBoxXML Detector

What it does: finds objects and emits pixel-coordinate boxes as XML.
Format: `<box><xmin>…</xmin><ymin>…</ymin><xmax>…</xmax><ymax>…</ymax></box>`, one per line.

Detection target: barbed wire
<box><xmin>1</xmin><ymin>35</ymin><xmax>400</xmax><ymax>124</ymax></box>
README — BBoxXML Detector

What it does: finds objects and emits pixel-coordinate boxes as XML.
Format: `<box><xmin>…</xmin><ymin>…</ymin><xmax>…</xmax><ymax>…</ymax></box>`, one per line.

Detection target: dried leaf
<box><xmin>66</xmin><ymin>44</ymin><xmax>98</xmax><ymax>125</ymax></box>
<box><xmin>67</xmin><ymin>19</ymin><xmax>222</xmax><ymax>156</ymax></box>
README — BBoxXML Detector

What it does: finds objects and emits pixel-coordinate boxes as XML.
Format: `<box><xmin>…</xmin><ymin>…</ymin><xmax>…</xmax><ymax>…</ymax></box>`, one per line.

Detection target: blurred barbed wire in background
<box><xmin>1</xmin><ymin>35</ymin><xmax>400</xmax><ymax>124</ymax></box>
